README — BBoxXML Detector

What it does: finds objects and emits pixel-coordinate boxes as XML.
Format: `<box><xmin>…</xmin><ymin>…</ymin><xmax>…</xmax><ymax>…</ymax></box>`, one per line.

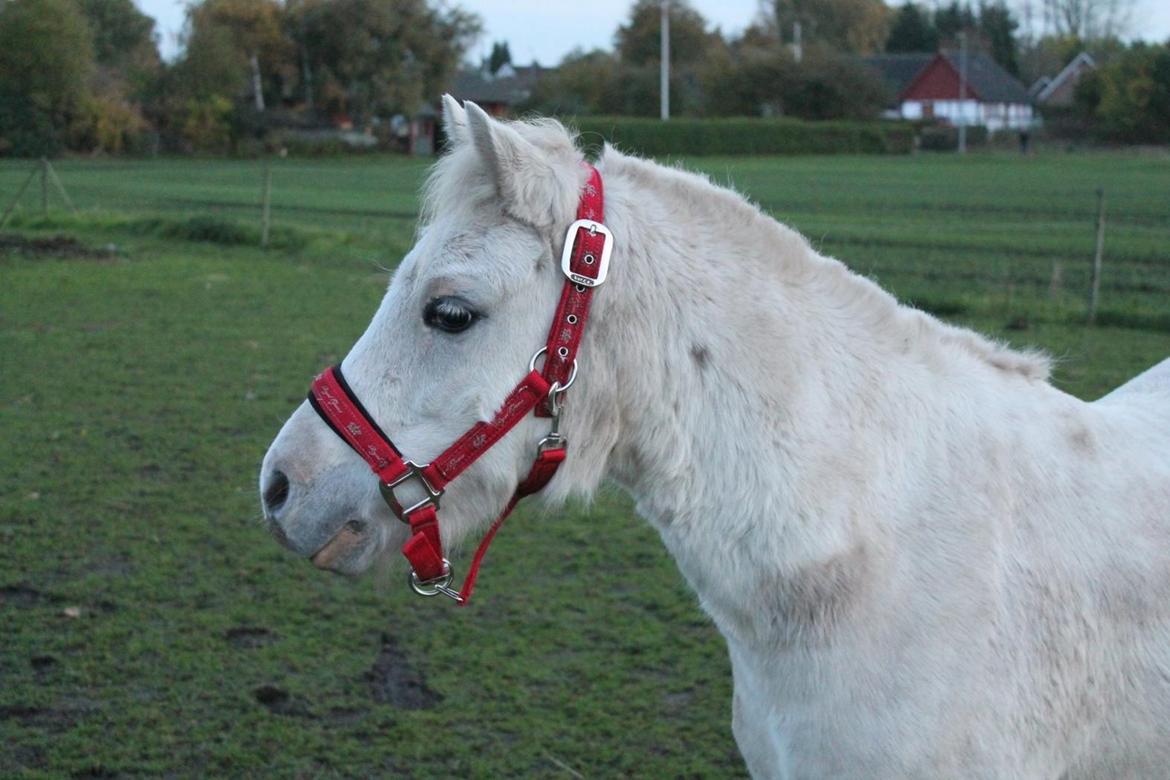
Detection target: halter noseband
<box><xmin>307</xmin><ymin>165</ymin><xmax>611</xmax><ymax>606</ymax></box>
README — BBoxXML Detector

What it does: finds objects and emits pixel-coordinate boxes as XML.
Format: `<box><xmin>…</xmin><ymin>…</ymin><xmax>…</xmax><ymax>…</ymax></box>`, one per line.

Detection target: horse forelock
<box><xmin>420</xmin><ymin>115</ymin><xmax>583</xmax><ymax>231</ymax></box>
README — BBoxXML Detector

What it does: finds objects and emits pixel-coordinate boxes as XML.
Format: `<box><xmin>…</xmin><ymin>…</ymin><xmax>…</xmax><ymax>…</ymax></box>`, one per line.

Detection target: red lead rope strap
<box><xmin>307</xmin><ymin>164</ymin><xmax>609</xmax><ymax>606</ymax></box>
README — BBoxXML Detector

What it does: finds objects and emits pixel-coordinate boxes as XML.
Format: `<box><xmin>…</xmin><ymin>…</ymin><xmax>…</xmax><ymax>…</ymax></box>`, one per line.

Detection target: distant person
<box><xmin>1019</xmin><ymin>128</ymin><xmax>1031</xmax><ymax>155</ymax></box>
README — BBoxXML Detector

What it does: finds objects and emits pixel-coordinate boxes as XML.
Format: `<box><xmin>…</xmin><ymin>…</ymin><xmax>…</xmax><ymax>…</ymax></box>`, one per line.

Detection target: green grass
<box><xmin>2</xmin><ymin>150</ymin><xmax>1169</xmax><ymax>778</ymax></box>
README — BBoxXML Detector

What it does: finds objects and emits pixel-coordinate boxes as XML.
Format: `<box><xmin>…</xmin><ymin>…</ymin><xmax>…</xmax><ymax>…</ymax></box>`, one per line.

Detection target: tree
<box><xmin>700</xmin><ymin>44</ymin><xmax>794</xmax><ymax>116</ymax></box>
<box><xmin>488</xmin><ymin>41</ymin><xmax>512</xmax><ymax>74</ymax></box>
<box><xmin>784</xmin><ymin>45</ymin><xmax>890</xmax><ymax>118</ymax></box>
<box><xmin>1042</xmin><ymin>0</ymin><xmax>1133</xmax><ymax>40</ymax></box>
<box><xmin>183</xmin><ymin>0</ymin><xmax>289</xmax><ymax>111</ymax></box>
<box><xmin>935</xmin><ymin>2</ymin><xmax>977</xmax><ymax>45</ymax></box>
<box><xmin>0</xmin><ymin>0</ymin><xmax>95</xmax><ymax>154</ymax></box>
<box><xmin>978</xmin><ymin>2</ymin><xmax>1020</xmax><ymax>75</ymax></box>
<box><xmin>80</xmin><ymin>0</ymin><xmax>158</xmax><ymax>71</ymax></box>
<box><xmin>0</xmin><ymin>0</ymin><xmax>94</xmax><ymax>119</ymax></box>
<box><xmin>1076</xmin><ymin>42</ymin><xmax>1170</xmax><ymax>143</ymax></box>
<box><xmin>615</xmin><ymin>0</ymin><xmax>717</xmax><ymax>66</ymax></box>
<box><xmin>886</xmin><ymin>3</ymin><xmax>938</xmax><ymax>52</ymax></box>
<box><xmin>291</xmin><ymin>0</ymin><xmax>481</xmax><ymax>120</ymax></box>
<box><xmin>525</xmin><ymin>49</ymin><xmax>624</xmax><ymax>115</ymax></box>
<box><xmin>79</xmin><ymin>0</ymin><xmax>161</xmax><ymax>121</ymax></box>
<box><xmin>773</xmin><ymin>0</ymin><xmax>891</xmax><ymax>54</ymax></box>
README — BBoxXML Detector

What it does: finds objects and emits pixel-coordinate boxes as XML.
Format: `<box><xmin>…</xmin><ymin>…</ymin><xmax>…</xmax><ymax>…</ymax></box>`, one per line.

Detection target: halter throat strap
<box><xmin>307</xmin><ymin>164</ymin><xmax>609</xmax><ymax>605</ymax></box>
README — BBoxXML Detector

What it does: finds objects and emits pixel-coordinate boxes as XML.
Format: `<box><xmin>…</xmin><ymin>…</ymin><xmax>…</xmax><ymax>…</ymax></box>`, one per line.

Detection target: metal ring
<box><xmin>528</xmin><ymin>346</ymin><xmax>547</xmax><ymax>373</ymax></box>
<box><xmin>537</xmin><ymin>432</ymin><xmax>567</xmax><ymax>455</ymax></box>
<box><xmin>408</xmin><ymin>560</ymin><xmax>454</xmax><ymax>597</ymax></box>
<box><xmin>557</xmin><ymin>346</ymin><xmax>569</xmax><ymax>359</ymax></box>
<box><xmin>566</xmin><ymin>314</ymin><xmax>578</xmax><ymax>324</ymax></box>
<box><xmin>549</xmin><ymin>360</ymin><xmax>579</xmax><ymax>394</ymax></box>
<box><xmin>529</xmin><ymin>347</ymin><xmax>578</xmax><ymax>391</ymax></box>
<box><xmin>575</xmin><ymin>284</ymin><xmax>586</xmax><ymax>293</ymax></box>
<box><xmin>583</xmin><ymin>253</ymin><xmax>595</xmax><ymax>265</ymax></box>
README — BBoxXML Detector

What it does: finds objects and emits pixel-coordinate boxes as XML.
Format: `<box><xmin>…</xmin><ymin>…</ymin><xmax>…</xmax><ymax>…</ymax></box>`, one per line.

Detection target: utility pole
<box><xmin>793</xmin><ymin>21</ymin><xmax>802</xmax><ymax>63</ymax></box>
<box><xmin>1088</xmin><ymin>187</ymin><xmax>1106</xmax><ymax>323</ymax></box>
<box><xmin>250</xmin><ymin>53</ymin><xmax>266</xmax><ymax>112</ymax></box>
<box><xmin>660</xmin><ymin>0</ymin><xmax>670</xmax><ymax>121</ymax></box>
<box><xmin>957</xmin><ymin>31</ymin><xmax>968</xmax><ymax>154</ymax></box>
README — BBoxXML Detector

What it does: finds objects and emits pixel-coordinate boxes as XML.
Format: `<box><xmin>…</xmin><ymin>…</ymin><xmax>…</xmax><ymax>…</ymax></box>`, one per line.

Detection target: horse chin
<box><xmin>309</xmin><ymin>518</ymin><xmax>389</xmax><ymax>576</ymax></box>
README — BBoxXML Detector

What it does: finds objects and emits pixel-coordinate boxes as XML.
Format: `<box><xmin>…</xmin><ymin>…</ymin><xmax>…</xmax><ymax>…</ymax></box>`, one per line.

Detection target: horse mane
<box><xmin>599</xmin><ymin>148</ymin><xmax>1052</xmax><ymax>383</ymax></box>
<box><xmin>421</xmin><ymin>115</ymin><xmax>1051</xmax><ymax>383</ymax></box>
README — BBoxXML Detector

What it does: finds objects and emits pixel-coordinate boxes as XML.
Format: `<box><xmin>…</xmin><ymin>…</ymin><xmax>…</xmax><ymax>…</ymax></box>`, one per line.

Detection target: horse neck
<box><xmin>586</xmin><ymin>155</ymin><xmax>979</xmax><ymax>642</ymax></box>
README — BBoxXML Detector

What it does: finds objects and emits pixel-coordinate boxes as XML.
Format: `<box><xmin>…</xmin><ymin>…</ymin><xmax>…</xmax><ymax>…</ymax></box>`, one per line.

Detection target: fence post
<box><xmin>1088</xmin><ymin>186</ymin><xmax>1106</xmax><ymax>324</ymax></box>
<box><xmin>0</xmin><ymin>163</ymin><xmax>40</xmax><ymax>231</ymax></box>
<box><xmin>46</xmin><ymin>160</ymin><xmax>77</xmax><ymax>215</ymax></box>
<box><xmin>260</xmin><ymin>160</ymin><xmax>272</xmax><ymax>249</ymax></box>
<box><xmin>40</xmin><ymin>157</ymin><xmax>49</xmax><ymax>217</ymax></box>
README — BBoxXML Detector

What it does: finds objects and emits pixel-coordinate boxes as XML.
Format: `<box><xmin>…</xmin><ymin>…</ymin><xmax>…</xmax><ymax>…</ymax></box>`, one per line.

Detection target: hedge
<box><xmin>566</xmin><ymin>116</ymin><xmax>915</xmax><ymax>157</ymax></box>
<box><xmin>917</xmin><ymin>124</ymin><xmax>990</xmax><ymax>152</ymax></box>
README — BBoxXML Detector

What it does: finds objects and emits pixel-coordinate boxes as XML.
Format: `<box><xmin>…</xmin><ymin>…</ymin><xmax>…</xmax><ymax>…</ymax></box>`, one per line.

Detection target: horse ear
<box><xmin>440</xmin><ymin>94</ymin><xmax>468</xmax><ymax>147</ymax></box>
<box><xmin>463</xmin><ymin>100</ymin><xmax>576</xmax><ymax>228</ymax></box>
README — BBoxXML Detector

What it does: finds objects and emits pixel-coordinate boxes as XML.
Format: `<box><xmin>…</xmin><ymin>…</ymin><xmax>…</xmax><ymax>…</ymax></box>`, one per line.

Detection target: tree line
<box><xmin>0</xmin><ymin>0</ymin><xmax>479</xmax><ymax>156</ymax></box>
<box><xmin>0</xmin><ymin>0</ymin><xmax>1166</xmax><ymax>157</ymax></box>
<box><xmin>526</xmin><ymin>0</ymin><xmax>1166</xmax><ymax>144</ymax></box>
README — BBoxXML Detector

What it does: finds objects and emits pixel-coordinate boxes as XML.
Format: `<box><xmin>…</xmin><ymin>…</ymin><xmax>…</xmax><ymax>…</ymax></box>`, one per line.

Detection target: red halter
<box><xmin>308</xmin><ymin>165</ymin><xmax>612</xmax><ymax>606</ymax></box>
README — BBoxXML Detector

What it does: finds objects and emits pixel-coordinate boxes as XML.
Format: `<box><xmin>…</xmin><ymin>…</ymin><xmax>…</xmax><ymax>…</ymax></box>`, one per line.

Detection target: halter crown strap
<box><xmin>307</xmin><ymin>163</ymin><xmax>608</xmax><ymax>605</ymax></box>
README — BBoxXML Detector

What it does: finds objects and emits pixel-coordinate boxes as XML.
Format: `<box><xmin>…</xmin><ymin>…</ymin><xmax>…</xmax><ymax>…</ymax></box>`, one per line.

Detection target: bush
<box><xmin>268</xmin><ymin>129</ymin><xmax>381</xmax><ymax>157</ymax></box>
<box><xmin>917</xmin><ymin>124</ymin><xmax>989</xmax><ymax>152</ymax></box>
<box><xmin>567</xmin><ymin>116</ymin><xmax>914</xmax><ymax>157</ymax></box>
<box><xmin>0</xmin><ymin>92</ymin><xmax>60</xmax><ymax>157</ymax></box>
<box><xmin>177</xmin><ymin>95</ymin><xmax>233</xmax><ymax>153</ymax></box>
<box><xmin>69</xmin><ymin>94</ymin><xmax>148</xmax><ymax>154</ymax></box>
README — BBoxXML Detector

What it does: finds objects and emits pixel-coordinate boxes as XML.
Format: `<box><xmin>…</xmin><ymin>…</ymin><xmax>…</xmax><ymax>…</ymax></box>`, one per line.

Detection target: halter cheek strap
<box><xmin>307</xmin><ymin>165</ymin><xmax>611</xmax><ymax>606</ymax></box>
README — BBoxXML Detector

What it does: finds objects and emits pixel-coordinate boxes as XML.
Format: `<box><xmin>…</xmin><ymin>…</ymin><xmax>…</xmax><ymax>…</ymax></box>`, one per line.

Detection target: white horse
<box><xmin>260</xmin><ymin>97</ymin><xmax>1170</xmax><ymax>778</ymax></box>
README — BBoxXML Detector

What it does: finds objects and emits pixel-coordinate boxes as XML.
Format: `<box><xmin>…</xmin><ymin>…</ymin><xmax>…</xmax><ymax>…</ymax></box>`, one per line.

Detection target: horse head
<box><xmin>259</xmin><ymin>98</ymin><xmax>612</xmax><ymax>579</ymax></box>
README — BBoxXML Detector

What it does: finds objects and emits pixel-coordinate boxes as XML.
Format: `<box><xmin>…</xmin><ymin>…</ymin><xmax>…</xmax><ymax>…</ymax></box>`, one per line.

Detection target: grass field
<box><xmin>2</xmin><ymin>150</ymin><xmax>1168</xmax><ymax>778</ymax></box>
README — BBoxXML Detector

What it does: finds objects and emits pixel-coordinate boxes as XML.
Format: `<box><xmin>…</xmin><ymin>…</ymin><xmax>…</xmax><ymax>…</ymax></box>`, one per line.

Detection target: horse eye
<box><xmin>423</xmin><ymin>296</ymin><xmax>478</xmax><ymax>333</ymax></box>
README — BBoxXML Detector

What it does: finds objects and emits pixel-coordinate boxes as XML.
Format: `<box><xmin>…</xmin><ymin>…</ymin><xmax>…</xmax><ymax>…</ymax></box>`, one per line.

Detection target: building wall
<box><xmin>1041</xmin><ymin>62</ymin><xmax>1093</xmax><ymax>107</ymax></box>
<box><xmin>905</xmin><ymin>58</ymin><xmax>963</xmax><ymax>100</ymax></box>
<box><xmin>901</xmin><ymin>99</ymin><xmax>1033</xmax><ymax>131</ymax></box>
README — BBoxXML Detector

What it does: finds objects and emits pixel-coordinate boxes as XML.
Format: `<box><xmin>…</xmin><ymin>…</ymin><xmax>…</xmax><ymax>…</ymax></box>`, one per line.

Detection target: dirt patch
<box><xmin>0</xmin><ymin>233</ymin><xmax>115</xmax><ymax>260</ymax></box>
<box><xmin>365</xmin><ymin>633</ymin><xmax>442</xmax><ymax>710</ymax></box>
<box><xmin>6</xmin><ymin>743</ymin><xmax>46</xmax><ymax>771</ymax></box>
<box><xmin>0</xmin><ymin>703</ymin><xmax>82</xmax><ymax>732</ymax></box>
<box><xmin>224</xmin><ymin>626</ymin><xmax>275</xmax><ymax>649</ymax></box>
<box><xmin>253</xmin><ymin>684</ymin><xmax>309</xmax><ymax>717</ymax></box>
<box><xmin>1</xmin><ymin>584</ymin><xmax>60</xmax><ymax>608</ymax></box>
<box><xmin>30</xmin><ymin>655</ymin><xmax>59</xmax><ymax>675</ymax></box>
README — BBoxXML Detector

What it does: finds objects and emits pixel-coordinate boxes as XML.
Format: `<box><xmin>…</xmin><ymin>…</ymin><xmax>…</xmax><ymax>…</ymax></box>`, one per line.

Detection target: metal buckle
<box><xmin>379</xmin><ymin>460</ymin><xmax>443</xmax><ymax>521</ymax></box>
<box><xmin>560</xmin><ymin>219</ymin><xmax>613</xmax><ymax>287</ymax></box>
<box><xmin>536</xmin><ymin>432</ymin><xmax>567</xmax><ymax>456</ymax></box>
<box><xmin>408</xmin><ymin>559</ymin><xmax>462</xmax><ymax>601</ymax></box>
<box><xmin>528</xmin><ymin>347</ymin><xmax>578</xmax><ymax>391</ymax></box>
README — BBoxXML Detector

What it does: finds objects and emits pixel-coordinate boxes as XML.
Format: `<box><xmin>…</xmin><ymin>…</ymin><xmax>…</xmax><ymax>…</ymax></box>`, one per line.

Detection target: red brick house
<box><xmin>866</xmin><ymin>51</ymin><xmax>1034</xmax><ymax>132</ymax></box>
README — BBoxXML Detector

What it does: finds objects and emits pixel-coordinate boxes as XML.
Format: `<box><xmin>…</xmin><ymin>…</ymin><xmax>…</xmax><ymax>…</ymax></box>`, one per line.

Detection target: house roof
<box><xmin>449</xmin><ymin>65</ymin><xmax>546</xmax><ymax>107</ymax></box>
<box><xmin>864</xmin><ymin>53</ymin><xmax>937</xmax><ymax>98</ymax></box>
<box><xmin>938</xmin><ymin>51</ymin><xmax>1031</xmax><ymax>104</ymax></box>
<box><xmin>864</xmin><ymin>51</ymin><xmax>1031</xmax><ymax>105</ymax></box>
<box><xmin>1035</xmin><ymin>51</ymin><xmax>1096</xmax><ymax>103</ymax></box>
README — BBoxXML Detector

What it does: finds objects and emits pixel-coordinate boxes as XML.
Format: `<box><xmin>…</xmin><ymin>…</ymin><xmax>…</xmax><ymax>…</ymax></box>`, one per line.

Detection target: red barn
<box><xmin>866</xmin><ymin>51</ymin><xmax>1034</xmax><ymax>132</ymax></box>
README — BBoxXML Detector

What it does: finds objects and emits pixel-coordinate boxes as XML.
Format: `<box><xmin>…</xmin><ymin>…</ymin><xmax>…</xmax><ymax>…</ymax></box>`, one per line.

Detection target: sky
<box><xmin>135</xmin><ymin>0</ymin><xmax>1170</xmax><ymax>66</ymax></box>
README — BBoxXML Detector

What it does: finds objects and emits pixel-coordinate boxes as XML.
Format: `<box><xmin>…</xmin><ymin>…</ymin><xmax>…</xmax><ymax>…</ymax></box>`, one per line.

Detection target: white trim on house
<box><xmin>1035</xmin><ymin>52</ymin><xmax>1097</xmax><ymax>105</ymax></box>
<box><xmin>900</xmin><ymin>99</ymin><xmax>1034</xmax><ymax>131</ymax></box>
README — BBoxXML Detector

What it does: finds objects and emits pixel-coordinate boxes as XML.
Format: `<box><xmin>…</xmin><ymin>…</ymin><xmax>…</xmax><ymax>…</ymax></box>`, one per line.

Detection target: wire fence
<box><xmin>1</xmin><ymin>154</ymin><xmax>1167</xmax><ymax>331</ymax></box>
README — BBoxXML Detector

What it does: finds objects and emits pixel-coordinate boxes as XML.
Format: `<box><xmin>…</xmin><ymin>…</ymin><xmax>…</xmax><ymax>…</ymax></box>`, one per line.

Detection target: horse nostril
<box><xmin>263</xmin><ymin>470</ymin><xmax>291</xmax><ymax>515</ymax></box>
